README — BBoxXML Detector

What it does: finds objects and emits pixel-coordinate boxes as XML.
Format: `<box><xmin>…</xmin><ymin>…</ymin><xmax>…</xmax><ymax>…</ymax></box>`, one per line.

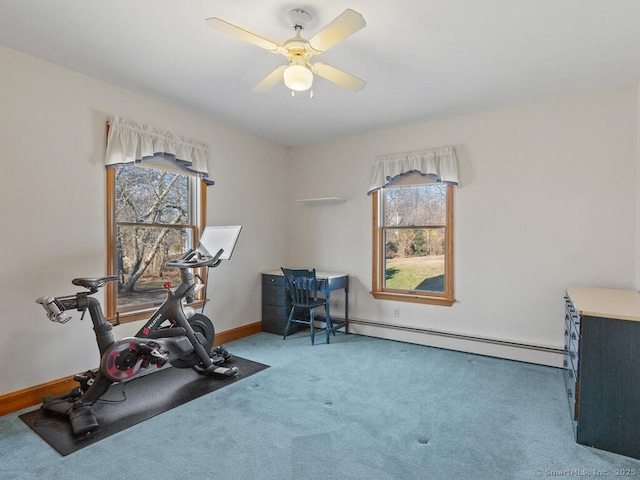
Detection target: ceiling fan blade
<box><xmin>206</xmin><ymin>17</ymin><xmax>281</xmax><ymax>52</ymax></box>
<box><xmin>309</xmin><ymin>9</ymin><xmax>366</xmax><ymax>53</ymax></box>
<box><xmin>253</xmin><ymin>66</ymin><xmax>287</xmax><ymax>92</ymax></box>
<box><xmin>312</xmin><ymin>62</ymin><xmax>367</xmax><ymax>92</ymax></box>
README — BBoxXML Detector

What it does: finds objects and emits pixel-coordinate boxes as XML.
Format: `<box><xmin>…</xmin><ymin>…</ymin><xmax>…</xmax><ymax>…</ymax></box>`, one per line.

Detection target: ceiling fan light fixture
<box><xmin>284</xmin><ymin>64</ymin><xmax>313</xmax><ymax>91</ymax></box>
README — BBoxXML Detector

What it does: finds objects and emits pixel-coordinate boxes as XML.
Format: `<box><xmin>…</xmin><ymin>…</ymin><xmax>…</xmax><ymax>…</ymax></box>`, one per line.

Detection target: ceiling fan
<box><xmin>206</xmin><ymin>8</ymin><xmax>367</xmax><ymax>94</ymax></box>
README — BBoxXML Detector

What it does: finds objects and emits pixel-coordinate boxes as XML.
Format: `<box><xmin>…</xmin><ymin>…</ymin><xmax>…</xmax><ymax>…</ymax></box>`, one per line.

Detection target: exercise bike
<box><xmin>36</xmin><ymin>226</ymin><xmax>242</xmax><ymax>436</ymax></box>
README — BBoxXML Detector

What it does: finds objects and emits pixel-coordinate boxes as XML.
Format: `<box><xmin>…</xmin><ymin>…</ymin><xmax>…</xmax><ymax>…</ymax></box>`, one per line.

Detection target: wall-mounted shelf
<box><xmin>296</xmin><ymin>197</ymin><xmax>345</xmax><ymax>206</ymax></box>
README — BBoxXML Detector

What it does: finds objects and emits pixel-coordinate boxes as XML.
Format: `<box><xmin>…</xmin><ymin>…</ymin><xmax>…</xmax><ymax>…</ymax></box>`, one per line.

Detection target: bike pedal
<box><xmin>213</xmin><ymin>345</ymin><xmax>234</xmax><ymax>361</ymax></box>
<box><xmin>74</xmin><ymin>370</ymin><xmax>97</xmax><ymax>393</ymax></box>
<box><xmin>209</xmin><ymin>354</ymin><xmax>225</xmax><ymax>366</ymax></box>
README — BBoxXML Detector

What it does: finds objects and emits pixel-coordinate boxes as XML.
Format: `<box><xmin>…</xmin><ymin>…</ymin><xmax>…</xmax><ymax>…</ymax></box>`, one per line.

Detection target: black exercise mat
<box><xmin>20</xmin><ymin>356</ymin><xmax>268</xmax><ymax>456</ymax></box>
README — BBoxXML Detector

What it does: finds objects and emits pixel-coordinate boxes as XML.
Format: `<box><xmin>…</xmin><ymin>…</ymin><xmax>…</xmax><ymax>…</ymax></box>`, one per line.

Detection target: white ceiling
<box><xmin>2</xmin><ymin>1</ymin><xmax>640</xmax><ymax>147</ymax></box>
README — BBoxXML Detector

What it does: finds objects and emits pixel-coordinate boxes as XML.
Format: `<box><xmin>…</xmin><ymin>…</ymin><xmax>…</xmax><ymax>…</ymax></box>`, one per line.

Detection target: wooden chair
<box><xmin>281</xmin><ymin>268</ymin><xmax>335</xmax><ymax>345</ymax></box>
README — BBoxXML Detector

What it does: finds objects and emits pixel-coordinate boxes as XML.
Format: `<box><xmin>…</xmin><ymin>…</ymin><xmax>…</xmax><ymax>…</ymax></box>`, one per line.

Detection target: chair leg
<box><xmin>310</xmin><ymin>309</ymin><xmax>315</xmax><ymax>346</ymax></box>
<box><xmin>283</xmin><ymin>307</ymin><xmax>295</xmax><ymax>340</ymax></box>
<box><xmin>325</xmin><ymin>303</ymin><xmax>331</xmax><ymax>344</ymax></box>
<box><xmin>332</xmin><ymin>317</ymin><xmax>337</xmax><ymax>336</ymax></box>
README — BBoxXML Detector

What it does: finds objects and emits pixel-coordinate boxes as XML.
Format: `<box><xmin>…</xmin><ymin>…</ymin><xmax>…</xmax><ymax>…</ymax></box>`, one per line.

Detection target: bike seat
<box><xmin>72</xmin><ymin>276</ymin><xmax>119</xmax><ymax>291</ymax></box>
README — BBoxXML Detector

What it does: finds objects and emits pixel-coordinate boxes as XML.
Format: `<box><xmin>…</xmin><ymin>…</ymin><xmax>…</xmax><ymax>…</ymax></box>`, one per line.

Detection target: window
<box><xmin>105</xmin><ymin>163</ymin><xmax>206</xmax><ymax>323</ymax></box>
<box><xmin>372</xmin><ymin>183</ymin><xmax>454</xmax><ymax>306</ymax></box>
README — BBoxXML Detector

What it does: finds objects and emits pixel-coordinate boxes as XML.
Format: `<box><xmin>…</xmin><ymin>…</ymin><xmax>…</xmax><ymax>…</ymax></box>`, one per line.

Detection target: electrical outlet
<box><xmin>393</xmin><ymin>307</ymin><xmax>400</xmax><ymax>318</ymax></box>
<box><xmin>331</xmin><ymin>300</ymin><xmax>341</xmax><ymax>310</ymax></box>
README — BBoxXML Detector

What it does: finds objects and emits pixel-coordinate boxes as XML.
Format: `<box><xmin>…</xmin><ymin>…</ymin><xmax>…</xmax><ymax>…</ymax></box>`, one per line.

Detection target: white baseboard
<box><xmin>348</xmin><ymin>318</ymin><xmax>564</xmax><ymax>368</ymax></box>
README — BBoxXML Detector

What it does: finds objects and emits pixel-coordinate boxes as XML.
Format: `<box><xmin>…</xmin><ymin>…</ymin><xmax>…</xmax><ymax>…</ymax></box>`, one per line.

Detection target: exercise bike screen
<box><xmin>198</xmin><ymin>226</ymin><xmax>242</xmax><ymax>260</ymax></box>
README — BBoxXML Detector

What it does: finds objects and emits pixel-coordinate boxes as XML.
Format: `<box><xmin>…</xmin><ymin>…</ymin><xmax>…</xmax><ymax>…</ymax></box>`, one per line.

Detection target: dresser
<box><xmin>564</xmin><ymin>287</ymin><xmax>640</xmax><ymax>459</ymax></box>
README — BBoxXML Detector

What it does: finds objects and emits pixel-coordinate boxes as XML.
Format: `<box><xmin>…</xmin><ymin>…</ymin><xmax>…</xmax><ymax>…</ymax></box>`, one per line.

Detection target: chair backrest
<box><xmin>281</xmin><ymin>268</ymin><xmax>319</xmax><ymax>307</ymax></box>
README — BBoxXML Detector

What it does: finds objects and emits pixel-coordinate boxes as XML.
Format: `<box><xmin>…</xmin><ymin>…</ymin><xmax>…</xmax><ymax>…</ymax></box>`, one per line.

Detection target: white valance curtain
<box><xmin>368</xmin><ymin>146</ymin><xmax>459</xmax><ymax>194</ymax></box>
<box><xmin>105</xmin><ymin>115</ymin><xmax>213</xmax><ymax>185</ymax></box>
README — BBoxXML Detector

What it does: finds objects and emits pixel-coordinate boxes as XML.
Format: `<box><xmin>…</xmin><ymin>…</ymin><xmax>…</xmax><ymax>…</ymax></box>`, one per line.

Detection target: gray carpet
<box><xmin>1</xmin><ymin>332</ymin><xmax>639</xmax><ymax>479</ymax></box>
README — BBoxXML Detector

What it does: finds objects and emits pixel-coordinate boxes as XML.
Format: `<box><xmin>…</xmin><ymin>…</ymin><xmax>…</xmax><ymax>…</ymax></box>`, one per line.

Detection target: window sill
<box><xmin>107</xmin><ymin>300</ymin><xmax>206</xmax><ymax>324</ymax></box>
<box><xmin>371</xmin><ymin>291</ymin><xmax>455</xmax><ymax>307</ymax></box>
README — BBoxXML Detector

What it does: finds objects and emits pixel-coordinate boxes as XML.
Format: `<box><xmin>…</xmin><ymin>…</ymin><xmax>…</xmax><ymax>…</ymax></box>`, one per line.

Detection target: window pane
<box><xmin>384</xmin><ymin>228</ymin><xmax>445</xmax><ymax>293</ymax></box>
<box><xmin>115</xmin><ymin>164</ymin><xmax>190</xmax><ymax>225</ymax></box>
<box><xmin>116</xmin><ymin>225</ymin><xmax>191</xmax><ymax>308</ymax></box>
<box><xmin>384</xmin><ymin>184</ymin><xmax>447</xmax><ymax>227</ymax></box>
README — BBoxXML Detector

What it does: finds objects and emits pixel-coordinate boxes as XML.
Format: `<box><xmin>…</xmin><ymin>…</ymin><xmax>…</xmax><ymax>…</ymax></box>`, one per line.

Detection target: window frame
<box><xmin>371</xmin><ymin>184</ymin><xmax>455</xmax><ymax>306</ymax></box>
<box><xmin>105</xmin><ymin>165</ymin><xmax>207</xmax><ymax>324</ymax></box>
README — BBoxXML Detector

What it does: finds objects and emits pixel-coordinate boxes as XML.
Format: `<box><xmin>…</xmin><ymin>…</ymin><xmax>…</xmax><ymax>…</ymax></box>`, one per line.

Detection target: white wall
<box><xmin>1</xmin><ymin>42</ymin><xmax>638</xmax><ymax>395</ymax></box>
<box><xmin>287</xmin><ymin>86</ymin><xmax>639</xmax><ymax>366</ymax></box>
<box><xmin>0</xmin><ymin>46</ymin><xmax>290</xmax><ymax>395</ymax></box>
<box><xmin>636</xmin><ymin>83</ymin><xmax>640</xmax><ymax>290</ymax></box>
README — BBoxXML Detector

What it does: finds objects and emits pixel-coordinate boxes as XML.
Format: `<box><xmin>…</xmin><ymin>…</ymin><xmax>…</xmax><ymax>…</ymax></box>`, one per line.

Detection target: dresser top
<box><xmin>567</xmin><ymin>286</ymin><xmax>640</xmax><ymax>322</ymax></box>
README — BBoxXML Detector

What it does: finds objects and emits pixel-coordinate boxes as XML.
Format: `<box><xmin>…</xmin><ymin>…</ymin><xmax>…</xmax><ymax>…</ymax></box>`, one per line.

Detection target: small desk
<box><xmin>261</xmin><ymin>270</ymin><xmax>349</xmax><ymax>335</ymax></box>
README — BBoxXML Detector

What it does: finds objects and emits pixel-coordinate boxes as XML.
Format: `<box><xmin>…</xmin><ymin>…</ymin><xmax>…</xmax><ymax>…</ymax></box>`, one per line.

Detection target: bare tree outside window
<box><xmin>114</xmin><ymin>164</ymin><xmax>195</xmax><ymax>309</ymax></box>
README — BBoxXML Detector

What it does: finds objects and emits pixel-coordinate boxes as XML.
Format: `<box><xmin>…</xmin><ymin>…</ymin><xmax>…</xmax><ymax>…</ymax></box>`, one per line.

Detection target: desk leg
<box><xmin>324</xmin><ymin>298</ymin><xmax>333</xmax><ymax>343</ymax></box>
<box><xmin>344</xmin><ymin>278</ymin><xmax>349</xmax><ymax>334</ymax></box>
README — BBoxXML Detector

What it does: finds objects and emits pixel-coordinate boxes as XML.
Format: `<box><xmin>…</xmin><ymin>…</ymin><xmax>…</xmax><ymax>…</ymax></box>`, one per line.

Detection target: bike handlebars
<box><xmin>165</xmin><ymin>247</ymin><xmax>224</xmax><ymax>269</ymax></box>
<box><xmin>36</xmin><ymin>296</ymin><xmax>72</xmax><ymax>323</ymax></box>
<box><xmin>36</xmin><ymin>247</ymin><xmax>223</xmax><ymax>323</ymax></box>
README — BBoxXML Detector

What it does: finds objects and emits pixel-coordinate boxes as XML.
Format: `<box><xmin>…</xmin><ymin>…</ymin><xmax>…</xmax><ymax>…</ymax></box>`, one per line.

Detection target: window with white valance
<box><xmin>369</xmin><ymin>146</ymin><xmax>458</xmax><ymax>307</ymax></box>
<box><xmin>105</xmin><ymin>115</ymin><xmax>213</xmax><ymax>185</ymax></box>
<box><xmin>368</xmin><ymin>146</ymin><xmax>459</xmax><ymax>194</ymax></box>
<box><xmin>104</xmin><ymin>116</ymin><xmax>210</xmax><ymax>323</ymax></box>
